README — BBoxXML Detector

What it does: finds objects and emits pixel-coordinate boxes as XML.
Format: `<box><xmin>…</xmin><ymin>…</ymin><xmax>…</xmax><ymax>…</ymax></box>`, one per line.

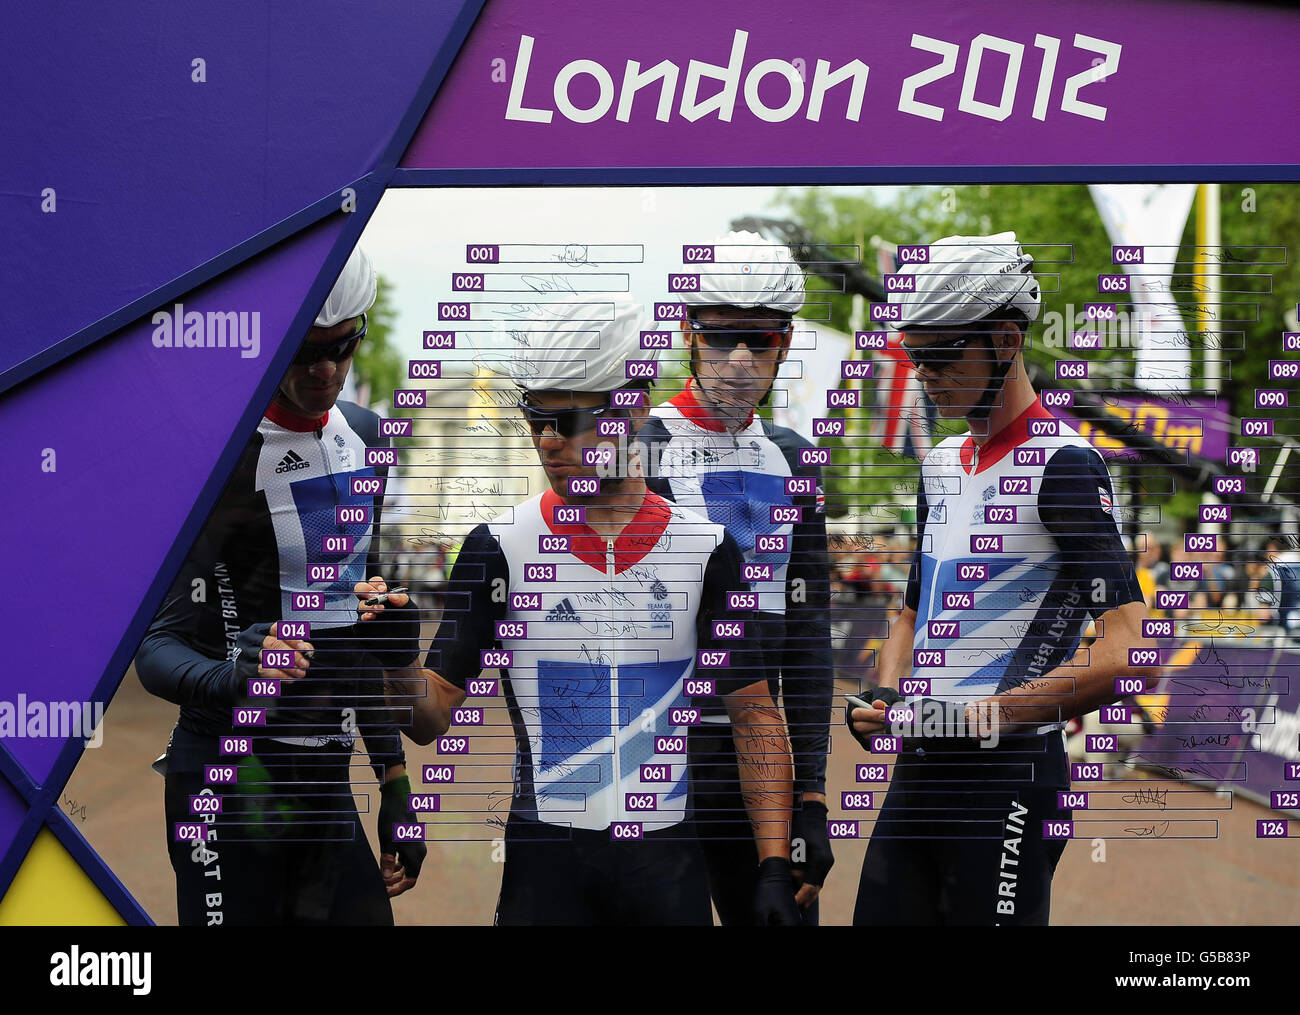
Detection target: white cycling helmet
<box><xmin>499</xmin><ymin>295</ymin><xmax>657</xmax><ymax>392</ymax></box>
<box><xmin>888</xmin><ymin>232</ymin><xmax>1041</xmax><ymax>421</ymax></box>
<box><xmin>315</xmin><ymin>245</ymin><xmax>378</xmax><ymax>327</ymax></box>
<box><xmin>680</xmin><ymin>230</ymin><xmax>806</xmax><ymax>316</ymax></box>
<box><xmin>886</xmin><ymin>231</ymin><xmax>1041</xmax><ymax>330</ymax></box>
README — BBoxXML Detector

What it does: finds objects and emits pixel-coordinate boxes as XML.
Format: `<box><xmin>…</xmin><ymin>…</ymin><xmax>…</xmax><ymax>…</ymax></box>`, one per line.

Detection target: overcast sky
<box><xmin>357</xmin><ymin>185</ymin><xmax>897</xmax><ymax>367</ymax></box>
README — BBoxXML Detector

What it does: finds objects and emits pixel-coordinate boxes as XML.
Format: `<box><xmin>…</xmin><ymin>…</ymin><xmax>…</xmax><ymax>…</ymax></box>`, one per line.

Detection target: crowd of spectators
<box><xmin>827</xmin><ymin>527</ymin><xmax>1300</xmax><ymax>683</ymax></box>
<box><xmin>1135</xmin><ymin>533</ymin><xmax>1300</xmax><ymax>640</ymax></box>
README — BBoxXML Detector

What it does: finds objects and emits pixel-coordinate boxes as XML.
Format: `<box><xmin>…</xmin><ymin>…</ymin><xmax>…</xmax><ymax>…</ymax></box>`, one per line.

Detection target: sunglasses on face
<box><xmin>901</xmin><ymin>332</ymin><xmax>986</xmax><ymax>372</ymax></box>
<box><xmin>516</xmin><ymin>398</ymin><xmax>626</xmax><ymax>439</ymax></box>
<box><xmin>685</xmin><ymin>316</ymin><xmax>788</xmax><ymax>351</ymax></box>
<box><xmin>294</xmin><ymin>315</ymin><xmax>367</xmax><ymax>366</ymax></box>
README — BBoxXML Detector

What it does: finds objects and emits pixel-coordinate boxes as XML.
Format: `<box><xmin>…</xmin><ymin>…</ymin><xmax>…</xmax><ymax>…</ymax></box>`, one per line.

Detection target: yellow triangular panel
<box><xmin>0</xmin><ymin>827</ymin><xmax>127</xmax><ymax>925</ymax></box>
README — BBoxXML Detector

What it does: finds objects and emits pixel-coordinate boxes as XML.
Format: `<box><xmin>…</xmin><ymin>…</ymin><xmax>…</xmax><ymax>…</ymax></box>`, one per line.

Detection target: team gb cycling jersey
<box><xmin>426</xmin><ymin>489</ymin><xmax>763</xmax><ymax>832</ymax></box>
<box><xmin>905</xmin><ymin>398</ymin><xmax>1143</xmax><ymax>726</ymax></box>
<box><xmin>137</xmin><ymin>400</ymin><xmax>408</xmax><ymax>764</ymax></box>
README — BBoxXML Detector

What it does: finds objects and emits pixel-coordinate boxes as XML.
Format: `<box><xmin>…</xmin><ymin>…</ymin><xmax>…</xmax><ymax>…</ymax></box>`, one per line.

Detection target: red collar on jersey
<box><xmin>960</xmin><ymin>396</ymin><xmax>1054</xmax><ymax>475</ymax></box>
<box><xmin>540</xmin><ymin>487</ymin><xmax>672</xmax><ymax>574</ymax></box>
<box><xmin>667</xmin><ymin>377</ymin><xmax>755</xmax><ymax>434</ymax></box>
<box><xmin>265</xmin><ymin>401</ymin><xmax>329</xmax><ymax>433</ymax></box>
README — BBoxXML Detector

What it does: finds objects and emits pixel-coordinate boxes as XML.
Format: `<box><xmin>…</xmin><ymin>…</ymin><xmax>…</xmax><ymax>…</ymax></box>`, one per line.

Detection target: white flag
<box><xmin>773</xmin><ymin>320</ymin><xmax>851</xmax><ymax>441</ymax></box>
<box><xmin>1088</xmin><ymin>184</ymin><xmax>1197</xmax><ymax>393</ymax></box>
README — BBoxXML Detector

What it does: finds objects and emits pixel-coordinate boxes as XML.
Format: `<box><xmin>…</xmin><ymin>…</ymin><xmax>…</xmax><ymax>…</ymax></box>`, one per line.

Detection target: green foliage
<box><xmin>770</xmin><ymin>184</ymin><xmax>1300</xmax><ymax>529</ymax></box>
<box><xmin>1173</xmin><ymin>184</ymin><xmax>1300</xmax><ymax>419</ymax></box>
<box><xmin>350</xmin><ymin>273</ymin><xmax>403</xmax><ymax>410</ymax></box>
<box><xmin>774</xmin><ymin>183</ymin><xmax>1299</xmax><ymax>413</ymax></box>
<box><xmin>649</xmin><ymin>340</ymin><xmax>690</xmax><ymax>407</ymax></box>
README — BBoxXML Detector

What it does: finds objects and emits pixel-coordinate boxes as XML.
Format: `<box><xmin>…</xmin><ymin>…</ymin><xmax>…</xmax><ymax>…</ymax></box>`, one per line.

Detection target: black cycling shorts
<box><xmin>688</xmin><ymin>724</ymin><xmax>818</xmax><ymax>926</ymax></box>
<box><xmin>163</xmin><ymin>724</ymin><xmax>392</xmax><ymax>927</ymax></box>
<box><xmin>853</xmin><ymin>732</ymin><xmax>1072</xmax><ymax>926</ymax></box>
<box><xmin>494</xmin><ymin>812</ymin><xmax>712</xmax><ymax>926</ymax></box>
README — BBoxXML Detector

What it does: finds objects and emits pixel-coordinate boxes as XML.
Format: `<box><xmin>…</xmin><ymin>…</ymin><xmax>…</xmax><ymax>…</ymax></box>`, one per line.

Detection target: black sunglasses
<box><xmin>685</xmin><ymin>316</ymin><xmax>788</xmax><ymax>351</ymax></box>
<box><xmin>901</xmin><ymin>332</ymin><xmax>986</xmax><ymax>372</ymax></box>
<box><xmin>516</xmin><ymin>398</ymin><xmax>626</xmax><ymax>439</ymax></box>
<box><xmin>294</xmin><ymin>314</ymin><xmax>367</xmax><ymax>365</ymax></box>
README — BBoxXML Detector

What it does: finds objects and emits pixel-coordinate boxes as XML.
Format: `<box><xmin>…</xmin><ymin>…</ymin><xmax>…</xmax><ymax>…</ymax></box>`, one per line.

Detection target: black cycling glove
<box><xmin>228</xmin><ymin>622</ymin><xmax>276</xmax><ymax>699</ymax></box>
<box><xmin>791</xmin><ymin>799</ymin><xmax>833</xmax><ymax>890</ymax></box>
<box><xmin>367</xmin><ymin>598</ymin><xmax>422</xmax><ymax>670</ymax></box>
<box><xmin>753</xmin><ymin>856</ymin><xmax>800</xmax><ymax>926</ymax></box>
<box><xmin>378</xmin><ymin>774</ymin><xmax>426</xmax><ymax>881</ymax></box>
<box><xmin>845</xmin><ymin>685</ymin><xmax>902</xmax><ymax>750</ymax></box>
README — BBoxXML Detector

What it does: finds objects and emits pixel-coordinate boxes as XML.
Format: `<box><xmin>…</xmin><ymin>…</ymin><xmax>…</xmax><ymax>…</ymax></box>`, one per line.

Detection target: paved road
<box><xmin>60</xmin><ymin>669</ymin><xmax>1298</xmax><ymax>925</ymax></box>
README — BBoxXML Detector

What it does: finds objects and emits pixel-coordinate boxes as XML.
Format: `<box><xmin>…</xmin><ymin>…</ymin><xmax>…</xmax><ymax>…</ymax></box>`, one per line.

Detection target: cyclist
<box><xmin>136</xmin><ymin>245</ymin><xmax>426</xmax><ymax>925</ymax></box>
<box><xmin>636</xmin><ymin>231</ymin><xmax>833</xmax><ymax>924</ymax></box>
<box><xmin>848</xmin><ymin>232</ymin><xmax>1159</xmax><ymax>925</ymax></box>
<box><xmin>388</xmin><ymin>296</ymin><xmax>801</xmax><ymax>925</ymax></box>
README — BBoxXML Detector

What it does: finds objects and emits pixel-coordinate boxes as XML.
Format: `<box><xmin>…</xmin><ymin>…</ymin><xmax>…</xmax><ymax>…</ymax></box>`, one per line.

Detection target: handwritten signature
<box><xmin>1123</xmin><ymin>820</ymin><xmax>1172</xmax><ymax>838</ymax></box>
<box><xmin>1121</xmin><ymin>787</ymin><xmax>1169</xmax><ymax>810</ymax></box>
<box><xmin>62</xmin><ymin>795</ymin><xmax>88</xmax><ymax>823</ymax></box>
<box><xmin>521</xmin><ymin>273</ymin><xmax>579</xmax><ymax>296</ymax></box>
<box><xmin>553</xmin><ymin>243</ymin><xmax>597</xmax><ymax>267</ymax></box>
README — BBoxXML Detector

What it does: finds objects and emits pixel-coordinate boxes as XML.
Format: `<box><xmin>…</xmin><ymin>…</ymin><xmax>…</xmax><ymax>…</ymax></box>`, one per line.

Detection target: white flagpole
<box><xmin>1198</xmin><ymin>184</ymin><xmax>1222</xmax><ymax>393</ymax></box>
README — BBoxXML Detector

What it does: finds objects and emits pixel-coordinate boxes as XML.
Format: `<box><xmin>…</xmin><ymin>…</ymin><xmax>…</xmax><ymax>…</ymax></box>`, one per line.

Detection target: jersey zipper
<box><xmin>312</xmin><ymin>426</ymin><xmax>344</xmax><ymax>720</ymax></box>
<box><xmin>606</xmin><ymin>537</ymin><xmax>621</xmax><ymax>825</ymax></box>
<box><xmin>314</xmin><ymin>425</ymin><xmax>341</xmax><ymax>506</ymax></box>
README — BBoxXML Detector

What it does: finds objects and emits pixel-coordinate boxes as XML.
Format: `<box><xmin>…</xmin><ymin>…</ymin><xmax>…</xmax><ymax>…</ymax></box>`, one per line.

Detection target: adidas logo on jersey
<box><xmin>546</xmin><ymin>598</ymin><xmax>583</xmax><ymax>622</ymax></box>
<box><xmin>275</xmin><ymin>450</ymin><xmax>310</xmax><ymax>474</ymax></box>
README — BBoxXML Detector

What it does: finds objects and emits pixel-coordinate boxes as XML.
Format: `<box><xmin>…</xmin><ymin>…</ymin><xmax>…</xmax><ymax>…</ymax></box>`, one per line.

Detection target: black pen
<box><xmin>361</xmin><ymin>586</ymin><xmax>409</xmax><ymax>608</ymax></box>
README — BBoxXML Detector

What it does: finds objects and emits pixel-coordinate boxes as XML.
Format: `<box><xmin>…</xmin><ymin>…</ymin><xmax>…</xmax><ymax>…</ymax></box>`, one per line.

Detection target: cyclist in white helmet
<box><xmin>847</xmin><ymin>233</ymin><xmax>1159</xmax><ymax>925</ymax></box>
<box><xmin>138</xmin><ymin>245</ymin><xmax>427</xmax><ymax>925</ymax></box>
<box><xmin>392</xmin><ymin>296</ymin><xmax>802</xmax><ymax>924</ymax></box>
<box><xmin>637</xmin><ymin>233</ymin><xmax>835</xmax><ymax>924</ymax></box>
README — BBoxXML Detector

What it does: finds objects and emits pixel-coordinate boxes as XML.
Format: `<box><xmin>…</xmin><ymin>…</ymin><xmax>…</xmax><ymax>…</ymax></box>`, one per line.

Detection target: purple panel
<box><xmin>1050</xmin><ymin>395</ymin><xmax>1231</xmax><ymax>462</ymax></box>
<box><xmin>0</xmin><ymin>779</ymin><xmax>27</xmax><ymax>864</ymax></box>
<box><xmin>1131</xmin><ymin>644</ymin><xmax>1298</xmax><ymax>809</ymax></box>
<box><xmin>403</xmin><ymin>0</ymin><xmax>1300</xmax><ymax>170</ymax></box>
<box><xmin>2</xmin><ymin>222</ymin><xmax>341</xmax><ymax>780</ymax></box>
<box><xmin>0</xmin><ymin>1</ymin><xmax>466</xmax><ymax>375</ymax></box>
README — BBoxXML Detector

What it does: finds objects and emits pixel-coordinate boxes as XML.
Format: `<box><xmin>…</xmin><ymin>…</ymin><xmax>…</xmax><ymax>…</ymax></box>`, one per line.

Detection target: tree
<box><xmin>350</xmin><ymin>273</ymin><xmax>404</xmax><ymax>413</ymax></box>
<box><xmin>770</xmin><ymin>184</ymin><xmax>1300</xmax><ymax>530</ymax></box>
<box><xmin>1173</xmin><ymin>184</ymin><xmax>1300</xmax><ymax>419</ymax></box>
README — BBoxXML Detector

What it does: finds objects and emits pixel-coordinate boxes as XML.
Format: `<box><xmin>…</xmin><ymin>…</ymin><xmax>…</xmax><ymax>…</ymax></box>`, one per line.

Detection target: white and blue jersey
<box><xmin>426</xmin><ymin>489</ymin><xmax>762</xmax><ymax>832</ymax></box>
<box><xmin>137</xmin><ymin>399</ymin><xmax>408</xmax><ymax>767</ymax></box>
<box><xmin>905</xmin><ymin>398</ymin><xmax>1143</xmax><ymax>723</ymax></box>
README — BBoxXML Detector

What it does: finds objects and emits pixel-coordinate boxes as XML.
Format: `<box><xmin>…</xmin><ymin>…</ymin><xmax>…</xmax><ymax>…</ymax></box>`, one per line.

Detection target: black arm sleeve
<box><xmin>698</xmin><ymin>530</ymin><xmax>767</xmax><ymax>697</ymax></box>
<box><xmin>136</xmin><ymin>568</ymin><xmax>240</xmax><ymax>708</ymax></box>
<box><xmin>780</xmin><ymin>459</ymin><xmax>833</xmax><ymax>796</ymax></box>
<box><xmin>904</xmin><ymin>481</ymin><xmax>929</xmax><ymax>612</ymax></box>
<box><xmin>423</xmin><ymin>524</ymin><xmax>509</xmax><ymax>689</ymax></box>
<box><xmin>1038</xmin><ymin>445</ymin><xmax>1144</xmax><ymax>619</ymax></box>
